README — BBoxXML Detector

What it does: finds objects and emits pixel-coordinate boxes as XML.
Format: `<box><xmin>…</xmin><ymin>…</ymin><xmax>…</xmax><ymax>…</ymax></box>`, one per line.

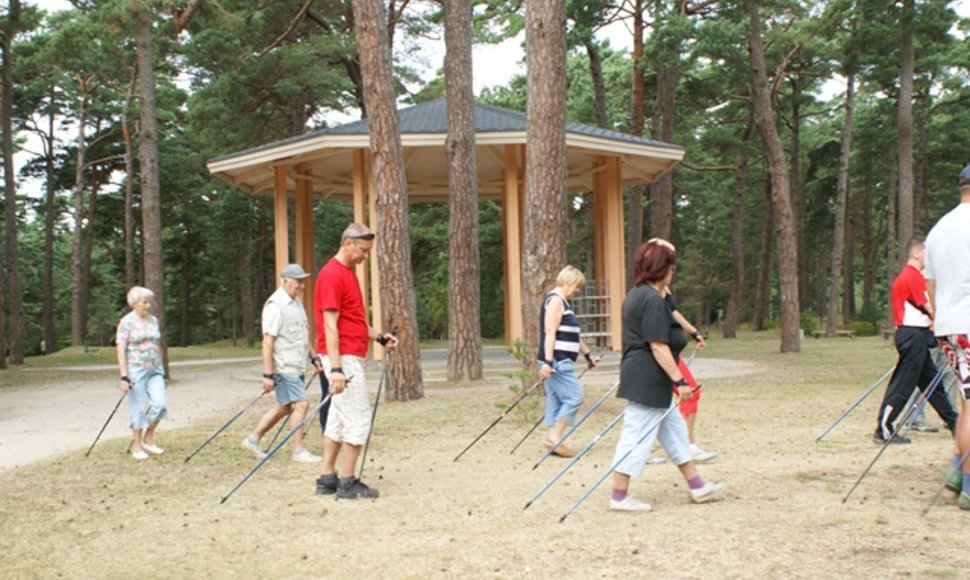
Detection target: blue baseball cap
<box><xmin>960</xmin><ymin>165</ymin><xmax>970</xmax><ymax>185</ymax></box>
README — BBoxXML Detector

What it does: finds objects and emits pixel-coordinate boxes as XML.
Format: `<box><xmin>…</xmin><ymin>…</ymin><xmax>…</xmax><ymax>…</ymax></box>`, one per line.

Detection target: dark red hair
<box><xmin>632</xmin><ymin>240</ymin><xmax>676</xmax><ymax>285</ymax></box>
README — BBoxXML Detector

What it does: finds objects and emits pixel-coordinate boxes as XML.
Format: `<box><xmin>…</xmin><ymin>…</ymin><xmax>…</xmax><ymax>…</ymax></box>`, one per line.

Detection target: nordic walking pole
<box><xmin>263</xmin><ymin>369</ymin><xmax>319</xmax><ymax>450</ymax></box>
<box><xmin>454</xmin><ymin>376</ymin><xmax>545</xmax><ymax>462</ymax></box>
<box><xmin>816</xmin><ymin>364</ymin><xmax>896</xmax><ymax>443</ymax></box>
<box><xmin>923</xmin><ymin>447</ymin><xmax>970</xmax><ymax>516</ymax></box>
<box><xmin>358</xmin><ymin>351</ymin><xmax>392</xmax><ymax>481</ymax></box>
<box><xmin>221</xmin><ymin>387</ymin><xmax>339</xmax><ymax>504</ymax></box>
<box><xmin>85</xmin><ymin>392</ymin><xmax>127</xmax><ymax>457</ymax></box>
<box><xmin>185</xmin><ymin>392</ymin><xmax>268</xmax><ymax>463</ymax></box>
<box><xmin>532</xmin><ymin>380</ymin><xmax>620</xmax><ymax>469</ymax></box>
<box><xmin>560</xmin><ymin>402</ymin><xmax>679</xmax><ymax>522</ymax></box>
<box><xmin>843</xmin><ymin>366</ymin><xmax>946</xmax><ymax>503</ymax></box>
<box><xmin>525</xmin><ymin>411</ymin><xmax>624</xmax><ymax>510</ymax></box>
<box><xmin>510</xmin><ymin>356</ymin><xmax>607</xmax><ymax>455</ymax></box>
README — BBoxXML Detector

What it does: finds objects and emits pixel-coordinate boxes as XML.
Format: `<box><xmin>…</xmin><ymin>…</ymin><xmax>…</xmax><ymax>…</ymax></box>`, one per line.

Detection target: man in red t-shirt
<box><xmin>874</xmin><ymin>237</ymin><xmax>958</xmax><ymax>444</ymax></box>
<box><xmin>313</xmin><ymin>223</ymin><xmax>398</xmax><ymax>500</ymax></box>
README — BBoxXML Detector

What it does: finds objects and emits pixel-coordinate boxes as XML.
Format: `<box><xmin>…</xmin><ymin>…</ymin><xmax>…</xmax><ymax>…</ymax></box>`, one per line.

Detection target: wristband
<box><xmin>331</xmin><ymin>367</ymin><xmax>344</xmax><ymax>375</ymax></box>
<box><xmin>673</xmin><ymin>378</ymin><xmax>688</xmax><ymax>387</ymax></box>
<box><xmin>262</xmin><ymin>373</ymin><xmax>274</xmax><ymax>379</ymax></box>
<box><xmin>691</xmin><ymin>331</ymin><xmax>703</xmax><ymax>341</ymax></box>
<box><xmin>120</xmin><ymin>376</ymin><xmax>130</xmax><ymax>383</ymax></box>
<box><xmin>584</xmin><ymin>352</ymin><xmax>593</xmax><ymax>361</ymax></box>
<box><xmin>376</xmin><ymin>333</ymin><xmax>390</xmax><ymax>346</ymax></box>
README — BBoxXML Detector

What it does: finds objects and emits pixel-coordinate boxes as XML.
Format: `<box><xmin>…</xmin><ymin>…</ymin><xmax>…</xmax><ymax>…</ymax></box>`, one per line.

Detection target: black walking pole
<box><xmin>559</xmin><ymin>402</ymin><xmax>678</xmax><ymax>522</ymax></box>
<box><xmin>532</xmin><ymin>381</ymin><xmax>620</xmax><ymax>469</ymax></box>
<box><xmin>185</xmin><ymin>391</ymin><xmax>268</xmax><ymax>463</ymax></box>
<box><xmin>525</xmin><ymin>411</ymin><xmax>624</xmax><ymax>510</ymax></box>
<box><xmin>358</xmin><ymin>352</ymin><xmax>392</xmax><ymax>481</ymax></box>
<box><xmin>85</xmin><ymin>392</ymin><xmax>127</xmax><ymax>457</ymax></box>
<box><xmin>843</xmin><ymin>366</ymin><xmax>946</xmax><ymax>503</ymax></box>
<box><xmin>509</xmin><ymin>357</ymin><xmax>606</xmax><ymax>455</ymax></box>
<box><xmin>454</xmin><ymin>376</ymin><xmax>544</xmax><ymax>462</ymax></box>
<box><xmin>816</xmin><ymin>364</ymin><xmax>896</xmax><ymax>443</ymax></box>
<box><xmin>221</xmin><ymin>389</ymin><xmax>337</xmax><ymax>504</ymax></box>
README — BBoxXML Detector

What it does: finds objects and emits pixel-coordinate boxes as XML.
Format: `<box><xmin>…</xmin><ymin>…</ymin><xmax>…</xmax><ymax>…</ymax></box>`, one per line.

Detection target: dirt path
<box><xmin>0</xmin><ymin>353</ymin><xmax>757</xmax><ymax>471</ymax></box>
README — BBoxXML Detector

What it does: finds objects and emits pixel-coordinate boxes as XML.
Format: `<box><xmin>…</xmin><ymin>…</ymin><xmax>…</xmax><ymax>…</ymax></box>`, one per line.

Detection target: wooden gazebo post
<box><xmin>502</xmin><ymin>144</ymin><xmax>524</xmax><ymax>346</ymax></box>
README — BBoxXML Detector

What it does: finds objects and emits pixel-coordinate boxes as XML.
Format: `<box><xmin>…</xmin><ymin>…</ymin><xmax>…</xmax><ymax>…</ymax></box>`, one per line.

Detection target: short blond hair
<box><xmin>556</xmin><ymin>265</ymin><xmax>586</xmax><ymax>289</ymax></box>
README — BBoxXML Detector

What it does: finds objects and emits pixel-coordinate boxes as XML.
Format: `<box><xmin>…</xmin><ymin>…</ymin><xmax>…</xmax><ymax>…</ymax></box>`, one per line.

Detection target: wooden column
<box><xmin>603</xmin><ymin>156</ymin><xmax>625</xmax><ymax>351</ymax></box>
<box><xmin>367</xmin><ymin>158</ymin><xmax>383</xmax><ymax>360</ymax></box>
<box><xmin>273</xmin><ymin>165</ymin><xmax>289</xmax><ymax>278</ymax></box>
<box><xmin>502</xmin><ymin>144</ymin><xmax>523</xmax><ymax>346</ymax></box>
<box><xmin>593</xmin><ymin>159</ymin><xmax>607</xmax><ymax>283</ymax></box>
<box><xmin>294</xmin><ymin>163</ymin><xmax>315</xmax><ymax>336</ymax></box>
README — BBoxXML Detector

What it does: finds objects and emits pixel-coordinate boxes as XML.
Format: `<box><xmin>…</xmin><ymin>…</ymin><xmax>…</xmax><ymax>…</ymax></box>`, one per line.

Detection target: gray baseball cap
<box><xmin>960</xmin><ymin>165</ymin><xmax>970</xmax><ymax>185</ymax></box>
<box><xmin>280</xmin><ymin>264</ymin><xmax>311</xmax><ymax>279</ymax></box>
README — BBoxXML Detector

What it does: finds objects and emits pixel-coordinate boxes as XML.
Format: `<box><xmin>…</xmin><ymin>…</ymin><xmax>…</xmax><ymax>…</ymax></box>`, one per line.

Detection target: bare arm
<box><xmin>260</xmin><ymin>333</ymin><xmax>276</xmax><ymax>393</ymax></box>
<box><xmin>672</xmin><ymin>309</ymin><xmax>706</xmax><ymax>349</ymax></box>
<box><xmin>116</xmin><ymin>339</ymin><xmax>129</xmax><ymax>394</ymax></box>
<box><xmin>323</xmin><ymin>309</ymin><xmax>347</xmax><ymax>394</ymax></box>
<box><xmin>538</xmin><ymin>297</ymin><xmax>564</xmax><ymax>380</ymax></box>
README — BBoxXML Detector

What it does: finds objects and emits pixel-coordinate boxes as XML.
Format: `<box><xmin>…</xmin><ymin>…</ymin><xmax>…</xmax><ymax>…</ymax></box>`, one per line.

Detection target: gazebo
<box><xmin>207</xmin><ymin>98</ymin><xmax>684</xmax><ymax>350</ymax></box>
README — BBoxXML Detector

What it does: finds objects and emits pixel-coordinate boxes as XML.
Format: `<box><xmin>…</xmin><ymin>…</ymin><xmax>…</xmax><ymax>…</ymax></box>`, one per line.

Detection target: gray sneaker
<box><xmin>315</xmin><ymin>473</ymin><xmax>339</xmax><ymax>496</ymax></box>
<box><xmin>336</xmin><ymin>477</ymin><xmax>379</xmax><ymax>500</ymax></box>
<box><xmin>241</xmin><ymin>436</ymin><xmax>267</xmax><ymax>459</ymax></box>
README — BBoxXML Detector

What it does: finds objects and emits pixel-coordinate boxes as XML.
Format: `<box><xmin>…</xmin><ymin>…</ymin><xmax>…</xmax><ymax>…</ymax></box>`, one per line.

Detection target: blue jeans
<box><xmin>127</xmin><ymin>367</ymin><xmax>168</xmax><ymax>430</ymax></box>
<box><xmin>544</xmin><ymin>359</ymin><xmax>584</xmax><ymax>427</ymax></box>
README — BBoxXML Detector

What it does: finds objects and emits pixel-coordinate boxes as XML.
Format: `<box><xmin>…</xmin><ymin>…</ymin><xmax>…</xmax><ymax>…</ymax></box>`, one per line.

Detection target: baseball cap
<box><xmin>280</xmin><ymin>264</ymin><xmax>310</xmax><ymax>279</ymax></box>
<box><xmin>960</xmin><ymin>165</ymin><xmax>970</xmax><ymax>185</ymax></box>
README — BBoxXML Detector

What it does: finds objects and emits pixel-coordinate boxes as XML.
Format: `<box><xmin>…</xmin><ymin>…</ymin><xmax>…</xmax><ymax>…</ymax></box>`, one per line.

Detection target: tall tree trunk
<box><xmin>122</xmin><ymin>65</ymin><xmax>138</xmax><ymax>289</ymax></box>
<box><xmin>915</xmin><ymin>92</ymin><xmax>930</xmax><ymax>232</ymax></box>
<box><xmin>2</xmin><ymin>0</ymin><xmax>24</xmax><ymax>363</ymax></box>
<box><xmin>649</xmin><ymin>58</ymin><xmax>676</xmax><ymax>240</ymax></box>
<box><xmin>723</xmin><ymin>113</ymin><xmax>754</xmax><ymax>339</ymax></box>
<box><xmin>748</xmin><ymin>2</ymin><xmax>800</xmax><ymax>352</ymax></box>
<box><xmin>78</xmin><ymin>172</ymin><xmax>103</xmax><ymax>341</ymax></box>
<box><xmin>443</xmin><ymin>0</ymin><xmax>482</xmax><ymax>382</ymax></box>
<box><xmin>351</xmin><ymin>0</ymin><xmax>424</xmax><ymax>401</ymax></box>
<box><xmin>69</xmin><ymin>91</ymin><xmax>90</xmax><ymax>347</ymax></box>
<box><xmin>42</xmin><ymin>90</ymin><xmax>56</xmax><ymax>355</ymax></box>
<box><xmin>584</xmin><ymin>38</ymin><xmax>609</xmax><ymax>130</ymax></box>
<box><xmin>625</xmin><ymin>0</ymin><xmax>645</xmax><ymax>287</ymax></box>
<box><xmin>752</xmin><ymin>173</ymin><xmax>772</xmax><ymax>331</ymax></box>
<box><xmin>885</xmin><ymin>147</ymin><xmax>897</xmax><ymax>333</ymax></box>
<box><xmin>843</xmin><ymin>215</ymin><xmax>856</xmax><ymax>324</ymax></box>
<box><xmin>522</xmin><ymin>0</ymin><xmax>568</xmax><ymax>371</ymax></box>
<box><xmin>861</xmin><ymin>167</ymin><xmax>876</xmax><ymax>315</ymax></box>
<box><xmin>825</xmin><ymin>73</ymin><xmax>855</xmax><ymax>336</ymax></box>
<box><xmin>897</xmin><ymin>0</ymin><xmax>915</xmax><ymax>253</ymax></box>
<box><xmin>134</xmin><ymin>3</ymin><xmax>168</xmax><ymax>373</ymax></box>
<box><xmin>789</xmin><ymin>79</ymin><xmax>807</xmax><ymax>312</ymax></box>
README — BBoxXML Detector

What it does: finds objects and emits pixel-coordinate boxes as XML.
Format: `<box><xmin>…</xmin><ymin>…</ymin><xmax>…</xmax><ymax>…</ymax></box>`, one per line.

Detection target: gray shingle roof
<box><xmin>211</xmin><ymin>98</ymin><xmax>681</xmax><ymax>163</ymax></box>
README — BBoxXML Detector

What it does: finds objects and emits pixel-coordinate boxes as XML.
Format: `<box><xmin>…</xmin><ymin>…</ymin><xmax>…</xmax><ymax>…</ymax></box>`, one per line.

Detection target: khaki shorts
<box><xmin>322</xmin><ymin>356</ymin><xmax>370</xmax><ymax>445</ymax></box>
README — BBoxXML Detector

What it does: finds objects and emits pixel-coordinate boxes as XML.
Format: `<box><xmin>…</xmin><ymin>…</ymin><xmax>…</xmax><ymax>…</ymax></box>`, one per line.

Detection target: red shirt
<box><xmin>314</xmin><ymin>257</ymin><xmax>370</xmax><ymax>357</ymax></box>
<box><xmin>890</xmin><ymin>263</ymin><xmax>932</xmax><ymax>328</ymax></box>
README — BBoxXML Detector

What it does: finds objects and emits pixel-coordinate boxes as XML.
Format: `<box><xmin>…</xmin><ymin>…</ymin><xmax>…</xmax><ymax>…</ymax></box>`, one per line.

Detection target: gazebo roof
<box><xmin>207</xmin><ymin>98</ymin><xmax>685</xmax><ymax>202</ymax></box>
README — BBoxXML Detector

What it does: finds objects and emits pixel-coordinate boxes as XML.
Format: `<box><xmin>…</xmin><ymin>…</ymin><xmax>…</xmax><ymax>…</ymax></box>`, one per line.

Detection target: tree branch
<box><xmin>258</xmin><ymin>0</ymin><xmax>312</xmax><ymax>58</ymax></box>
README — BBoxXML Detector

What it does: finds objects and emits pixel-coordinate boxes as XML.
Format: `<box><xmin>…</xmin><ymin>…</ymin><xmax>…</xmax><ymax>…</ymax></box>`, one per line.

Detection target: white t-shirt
<box><xmin>924</xmin><ymin>202</ymin><xmax>970</xmax><ymax>335</ymax></box>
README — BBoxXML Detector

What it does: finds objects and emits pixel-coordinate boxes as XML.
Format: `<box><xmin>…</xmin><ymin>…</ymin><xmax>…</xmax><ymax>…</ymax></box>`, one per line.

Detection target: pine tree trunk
<box><xmin>522</xmin><ymin>0</ymin><xmax>569</xmax><ymax>369</ymax></box>
<box><xmin>649</xmin><ymin>59</ymin><xmax>676</xmax><ymax>241</ymax></box>
<box><xmin>885</xmin><ymin>147</ymin><xmax>897</xmax><ymax>333</ymax></box>
<box><xmin>748</xmin><ymin>2</ymin><xmax>800</xmax><ymax>352</ymax></box>
<box><xmin>122</xmin><ymin>67</ymin><xmax>137</xmax><ymax>290</ymax></box>
<box><xmin>826</xmin><ymin>73</ymin><xmax>855</xmax><ymax>336</ymax></box>
<box><xmin>625</xmin><ymin>0</ymin><xmax>645</xmax><ymax>287</ymax></box>
<box><xmin>135</xmin><ymin>3</ymin><xmax>169</xmax><ymax>373</ymax></box>
<box><xmin>351</xmin><ymin>0</ymin><xmax>424</xmax><ymax>401</ymax></box>
<box><xmin>70</xmin><ymin>93</ymin><xmax>90</xmax><ymax>347</ymax></box>
<box><xmin>2</xmin><ymin>0</ymin><xmax>24</xmax><ymax>363</ymax></box>
<box><xmin>752</xmin><ymin>174</ymin><xmax>772</xmax><ymax>331</ymax></box>
<box><xmin>789</xmin><ymin>81</ymin><xmax>807</xmax><ymax>314</ymax></box>
<box><xmin>444</xmin><ymin>0</ymin><xmax>482</xmax><ymax>382</ymax></box>
<box><xmin>897</xmin><ymin>0</ymin><xmax>915</xmax><ymax>253</ymax></box>
<box><xmin>723</xmin><ymin>115</ymin><xmax>753</xmax><ymax>339</ymax></box>
<box><xmin>861</xmin><ymin>168</ymin><xmax>876</xmax><ymax>315</ymax></box>
<box><xmin>843</xmin><ymin>216</ymin><xmax>856</xmax><ymax>324</ymax></box>
<box><xmin>584</xmin><ymin>38</ymin><xmax>608</xmax><ymax>130</ymax></box>
<box><xmin>43</xmin><ymin>102</ymin><xmax>55</xmax><ymax>354</ymax></box>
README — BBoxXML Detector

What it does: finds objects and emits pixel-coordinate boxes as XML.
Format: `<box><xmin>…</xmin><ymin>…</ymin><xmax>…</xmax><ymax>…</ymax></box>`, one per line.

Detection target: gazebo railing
<box><xmin>572</xmin><ymin>279</ymin><xmax>612</xmax><ymax>349</ymax></box>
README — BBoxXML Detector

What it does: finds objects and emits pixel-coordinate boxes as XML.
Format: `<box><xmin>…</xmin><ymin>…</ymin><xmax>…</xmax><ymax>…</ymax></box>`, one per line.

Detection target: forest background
<box><xmin>1</xmin><ymin>0</ymin><xmax>969</xmax><ymax>385</ymax></box>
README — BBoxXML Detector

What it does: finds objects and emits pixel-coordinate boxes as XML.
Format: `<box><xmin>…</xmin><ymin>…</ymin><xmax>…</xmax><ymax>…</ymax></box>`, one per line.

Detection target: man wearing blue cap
<box><xmin>924</xmin><ymin>165</ymin><xmax>970</xmax><ymax>511</ymax></box>
<box><xmin>241</xmin><ymin>263</ymin><xmax>322</xmax><ymax>463</ymax></box>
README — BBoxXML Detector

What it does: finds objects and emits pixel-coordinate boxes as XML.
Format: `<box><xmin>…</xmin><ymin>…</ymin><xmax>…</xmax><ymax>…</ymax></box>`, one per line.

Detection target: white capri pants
<box><xmin>612</xmin><ymin>400</ymin><xmax>693</xmax><ymax>478</ymax></box>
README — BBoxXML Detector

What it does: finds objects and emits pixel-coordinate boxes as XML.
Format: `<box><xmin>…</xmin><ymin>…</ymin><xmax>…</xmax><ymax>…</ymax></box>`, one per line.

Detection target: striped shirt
<box><xmin>537</xmin><ymin>292</ymin><xmax>581</xmax><ymax>364</ymax></box>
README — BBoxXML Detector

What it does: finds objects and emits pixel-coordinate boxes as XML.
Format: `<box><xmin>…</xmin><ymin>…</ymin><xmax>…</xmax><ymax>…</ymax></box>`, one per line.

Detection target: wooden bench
<box><xmin>811</xmin><ymin>330</ymin><xmax>855</xmax><ymax>339</ymax></box>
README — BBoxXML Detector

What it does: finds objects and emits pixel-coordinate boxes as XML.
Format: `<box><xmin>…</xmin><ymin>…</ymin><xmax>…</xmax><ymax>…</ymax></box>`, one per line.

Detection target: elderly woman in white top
<box><xmin>116</xmin><ymin>286</ymin><xmax>168</xmax><ymax>460</ymax></box>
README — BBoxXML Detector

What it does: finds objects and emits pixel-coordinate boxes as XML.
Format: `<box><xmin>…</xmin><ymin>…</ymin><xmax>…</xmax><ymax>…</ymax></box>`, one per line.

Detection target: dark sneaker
<box><xmin>912</xmin><ymin>422</ymin><xmax>939</xmax><ymax>433</ymax></box>
<box><xmin>336</xmin><ymin>477</ymin><xmax>379</xmax><ymax>500</ymax></box>
<box><xmin>872</xmin><ymin>430</ymin><xmax>910</xmax><ymax>445</ymax></box>
<box><xmin>958</xmin><ymin>492</ymin><xmax>970</xmax><ymax>511</ymax></box>
<box><xmin>945</xmin><ymin>468</ymin><xmax>962</xmax><ymax>494</ymax></box>
<box><xmin>315</xmin><ymin>473</ymin><xmax>338</xmax><ymax>496</ymax></box>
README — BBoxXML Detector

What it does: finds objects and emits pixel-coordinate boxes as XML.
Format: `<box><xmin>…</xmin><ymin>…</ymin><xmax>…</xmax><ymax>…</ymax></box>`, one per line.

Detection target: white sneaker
<box><xmin>141</xmin><ymin>442</ymin><xmax>164</xmax><ymax>455</ymax></box>
<box><xmin>608</xmin><ymin>495</ymin><xmax>653</xmax><ymax>512</ymax></box>
<box><xmin>241</xmin><ymin>436</ymin><xmax>267</xmax><ymax>459</ymax></box>
<box><xmin>690</xmin><ymin>443</ymin><xmax>717</xmax><ymax>463</ymax></box>
<box><xmin>292</xmin><ymin>448</ymin><xmax>321</xmax><ymax>463</ymax></box>
<box><xmin>645</xmin><ymin>454</ymin><xmax>667</xmax><ymax>465</ymax></box>
<box><xmin>688</xmin><ymin>480</ymin><xmax>727</xmax><ymax>504</ymax></box>
<box><xmin>132</xmin><ymin>450</ymin><xmax>149</xmax><ymax>460</ymax></box>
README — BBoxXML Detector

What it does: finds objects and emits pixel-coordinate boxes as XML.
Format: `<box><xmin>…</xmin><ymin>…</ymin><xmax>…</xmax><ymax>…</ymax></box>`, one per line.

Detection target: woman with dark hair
<box><xmin>608</xmin><ymin>239</ymin><xmax>727</xmax><ymax>512</ymax></box>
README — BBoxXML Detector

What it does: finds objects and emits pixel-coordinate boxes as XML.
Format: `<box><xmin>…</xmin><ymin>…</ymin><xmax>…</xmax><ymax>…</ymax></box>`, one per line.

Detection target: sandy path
<box><xmin>0</xmin><ymin>353</ymin><xmax>756</xmax><ymax>471</ymax></box>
